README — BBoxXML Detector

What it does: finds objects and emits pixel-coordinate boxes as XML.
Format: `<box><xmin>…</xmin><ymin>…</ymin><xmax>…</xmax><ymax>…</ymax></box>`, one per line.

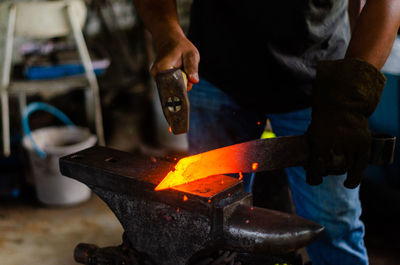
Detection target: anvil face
<box><xmin>59</xmin><ymin>146</ymin><xmax>244</xmax><ymax>213</ymax></box>
<box><xmin>60</xmin><ymin>146</ymin><xmax>323</xmax><ymax>265</ymax></box>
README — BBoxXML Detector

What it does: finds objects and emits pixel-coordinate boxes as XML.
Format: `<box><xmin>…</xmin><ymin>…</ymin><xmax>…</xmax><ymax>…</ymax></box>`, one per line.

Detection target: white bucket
<box><xmin>23</xmin><ymin>126</ymin><xmax>96</xmax><ymax>206</ymax></box>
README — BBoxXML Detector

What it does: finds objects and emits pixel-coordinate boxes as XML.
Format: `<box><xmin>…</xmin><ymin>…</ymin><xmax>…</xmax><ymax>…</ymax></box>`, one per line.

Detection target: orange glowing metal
<box><xmin>155</xmin><ymin>155</ymin><xmax>202</xmax><ymax>190</ymax></box>
<box><xmin>154</xmin><ymin>139</ymin><xmax>264</xmax><ymax>191</ymax></box>
<box><xmin>183</xmin><ymin>195</ymin><xmax>188</xmax><ymax>201</ymax></box>
<box><xmin>238</xmin><ymin>172</ymin><xmax>243</xmax><ymax>180</ymax></box>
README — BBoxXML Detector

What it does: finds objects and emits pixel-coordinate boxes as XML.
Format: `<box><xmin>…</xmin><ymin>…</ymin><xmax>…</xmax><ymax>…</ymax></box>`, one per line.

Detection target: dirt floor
<box><xmin>0</xmin><ymin>93</ymin><xmax>398</xmax><ymax>265</ymax></box>
<box><xmin>0</xmin><ymin>194</ymin><xmax>123</xmax><ymax>265</ymax></box>
<box><xmin>0</xmin><ymin>183</ymin><xmax>399</xmax><ymax>265</ymax></box>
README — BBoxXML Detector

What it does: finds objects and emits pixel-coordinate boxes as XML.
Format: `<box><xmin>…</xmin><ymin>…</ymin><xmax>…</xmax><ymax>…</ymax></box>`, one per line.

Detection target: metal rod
<box><xmin>1</xmin><ymin>3</ymin><xmax>17</xmax><ymax>156</ymax></box>
<box><xmin>65</xmin><ymin>2</ymin><xmax>105</xmax><ymax>146</ymax></box>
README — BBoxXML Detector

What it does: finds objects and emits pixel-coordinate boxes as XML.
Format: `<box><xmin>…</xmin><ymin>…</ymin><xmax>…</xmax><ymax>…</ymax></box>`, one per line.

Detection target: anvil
<box><xmin>59</xmin><ymin>146</ymin><xmax>324</xmax><ymax>265</ymax></box>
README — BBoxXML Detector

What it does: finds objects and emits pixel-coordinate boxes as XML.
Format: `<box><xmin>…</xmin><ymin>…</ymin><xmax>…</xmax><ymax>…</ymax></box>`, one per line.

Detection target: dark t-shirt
<box><xmin>188</xmin><ymin>0</ymin><xmax>350</xmax><ymax>113</ymax></box>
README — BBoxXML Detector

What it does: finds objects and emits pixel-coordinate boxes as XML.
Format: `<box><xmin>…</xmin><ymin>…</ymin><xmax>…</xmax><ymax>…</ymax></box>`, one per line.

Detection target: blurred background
<box><xmin>0</xmin><ymin>0</ymin><xmax>399</xmax><ymax>264</ymax></box>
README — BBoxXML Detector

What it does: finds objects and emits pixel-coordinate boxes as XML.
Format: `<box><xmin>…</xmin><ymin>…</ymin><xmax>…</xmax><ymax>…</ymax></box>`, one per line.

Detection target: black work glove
<box><xmin>307</xmin><ymin>58</ymin><xmax>386</xmax><ymax>188</ymax></box>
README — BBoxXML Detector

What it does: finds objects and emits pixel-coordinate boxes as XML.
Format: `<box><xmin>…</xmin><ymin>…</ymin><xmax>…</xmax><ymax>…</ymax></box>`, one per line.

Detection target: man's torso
<box><xmin>188</xmin><ymin>0</ymin><xmax>350</xmax><ymax>113</ymax></box>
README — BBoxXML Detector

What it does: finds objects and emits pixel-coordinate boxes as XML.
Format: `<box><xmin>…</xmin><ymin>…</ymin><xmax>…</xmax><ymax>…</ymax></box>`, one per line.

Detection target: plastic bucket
<box><xmin>22</xmin><ymin>102</ymin><xmax>97</xmax><ymax>206</ymax></box>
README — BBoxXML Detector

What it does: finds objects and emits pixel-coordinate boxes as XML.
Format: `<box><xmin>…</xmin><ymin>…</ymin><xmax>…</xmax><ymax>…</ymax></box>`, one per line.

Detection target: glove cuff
<box><xmin>313</xmin><ymin>57</ymin><xmax>386</xmax><ymax>117</ymax></box>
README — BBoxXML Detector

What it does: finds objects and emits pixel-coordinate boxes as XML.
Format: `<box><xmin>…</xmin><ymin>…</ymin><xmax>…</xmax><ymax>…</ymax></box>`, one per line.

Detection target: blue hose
<box><xmin>22</xmin><ymin>102</ymin><xmax>75</xmax><ymax>158</ymax></box>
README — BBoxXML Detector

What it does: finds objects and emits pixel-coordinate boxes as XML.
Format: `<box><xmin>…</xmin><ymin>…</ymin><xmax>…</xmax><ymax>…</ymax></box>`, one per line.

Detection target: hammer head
<box><xmin>155</xmin><ymin>69</ymin><xmax>189</xmax><ymax>134</ymax></box>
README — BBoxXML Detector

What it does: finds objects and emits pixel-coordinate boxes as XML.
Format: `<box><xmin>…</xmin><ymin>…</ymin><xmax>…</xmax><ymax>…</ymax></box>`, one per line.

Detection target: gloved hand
<box><xmin>307</xmin><ymin>58</ymin><xmax>386</xmax><ymax>188</ymax></box>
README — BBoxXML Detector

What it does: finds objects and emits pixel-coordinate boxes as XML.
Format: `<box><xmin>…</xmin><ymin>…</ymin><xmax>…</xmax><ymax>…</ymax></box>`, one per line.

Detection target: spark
<box><xmin>252</xmin><ymin>162</ymin><xmax>258</xmax><ymax>171</ymax></box>
<box><xmin>183</xmin><ymin>195</ymin><xmax>188</xmax><ymax>201</ymax></box>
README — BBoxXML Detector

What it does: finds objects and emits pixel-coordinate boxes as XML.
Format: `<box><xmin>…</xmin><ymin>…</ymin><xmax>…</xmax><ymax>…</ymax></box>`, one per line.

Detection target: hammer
<box><xmin>155</xmin><ymin>69</ymin><xmax>189</xmax><ymax>134</ymax></box>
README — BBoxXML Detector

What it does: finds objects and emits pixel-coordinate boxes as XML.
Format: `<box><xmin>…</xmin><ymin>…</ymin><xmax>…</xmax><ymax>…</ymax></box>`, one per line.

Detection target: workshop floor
<box><xmin>0</xmin><ymin>182</ymin><xmax>399</xmax><ymax>265</ymax></box>
<box><xmin>0</xmin><ymin>96</ymin><xmax>398</xmax><ymax>265</ymax></box>
<box><xmin>0</xmin><ymin>194</ymin><xmax>123</xmax><ymax>265</ymax></box>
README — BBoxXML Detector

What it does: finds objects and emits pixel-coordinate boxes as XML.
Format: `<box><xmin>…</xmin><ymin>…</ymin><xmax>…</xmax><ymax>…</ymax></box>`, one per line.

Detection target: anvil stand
<box><xmin>60</xmin><ymin>146</ymin><xmax>324</xmax><ymax>265</ymax></box>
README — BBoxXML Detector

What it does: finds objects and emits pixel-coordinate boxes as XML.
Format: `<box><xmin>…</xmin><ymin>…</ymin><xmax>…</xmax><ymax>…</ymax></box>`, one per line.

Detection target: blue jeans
<box><xmin>188</xmin><ymin>78</ymin><xmax>368</xmax><ymax>265</ymax></box>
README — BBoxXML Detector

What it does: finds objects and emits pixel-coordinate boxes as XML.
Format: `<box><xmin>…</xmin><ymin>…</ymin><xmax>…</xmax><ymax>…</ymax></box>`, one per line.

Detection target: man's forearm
<box><xmin>133</xmin><ymin>0</ymin><xmax>200</xmax><ymax>85</ymax></box>
<box><xmin>133</xmin><ymin>0</ymin><xmax>185</xmax><ymax>43</ymax></box>
<box><xmin>348</xmin><ymin>0</ymin><xmax>366</xmax><ymax>32</ymax></box>
<box><xmin>346</xmin><ymin>0</ymin><xmax>400</xmax><ymax>69</ymax></box>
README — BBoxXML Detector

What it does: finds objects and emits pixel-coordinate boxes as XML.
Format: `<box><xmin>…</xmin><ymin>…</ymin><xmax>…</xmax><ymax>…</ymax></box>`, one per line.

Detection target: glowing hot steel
<box><xmin>155</xmin><ymin>140</ymin><xmax>263</xmax><ymax>191</ymax></box>
<box><xmin>155</xmin><ymin>155</ymin><xmax>202</xmax><ymax>191</ymax></box>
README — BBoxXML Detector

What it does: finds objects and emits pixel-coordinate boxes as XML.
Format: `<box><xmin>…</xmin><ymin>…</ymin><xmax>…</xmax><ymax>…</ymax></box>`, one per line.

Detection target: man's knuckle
<box><xmin>186</xmin><ymin>50</ymin><xmax>200</xmax><ymax>60</ymax></box>
<box><xmin>193</xmin><ymin>50</ymin><xmax>200</xmax><ymax>60</ymax></box>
